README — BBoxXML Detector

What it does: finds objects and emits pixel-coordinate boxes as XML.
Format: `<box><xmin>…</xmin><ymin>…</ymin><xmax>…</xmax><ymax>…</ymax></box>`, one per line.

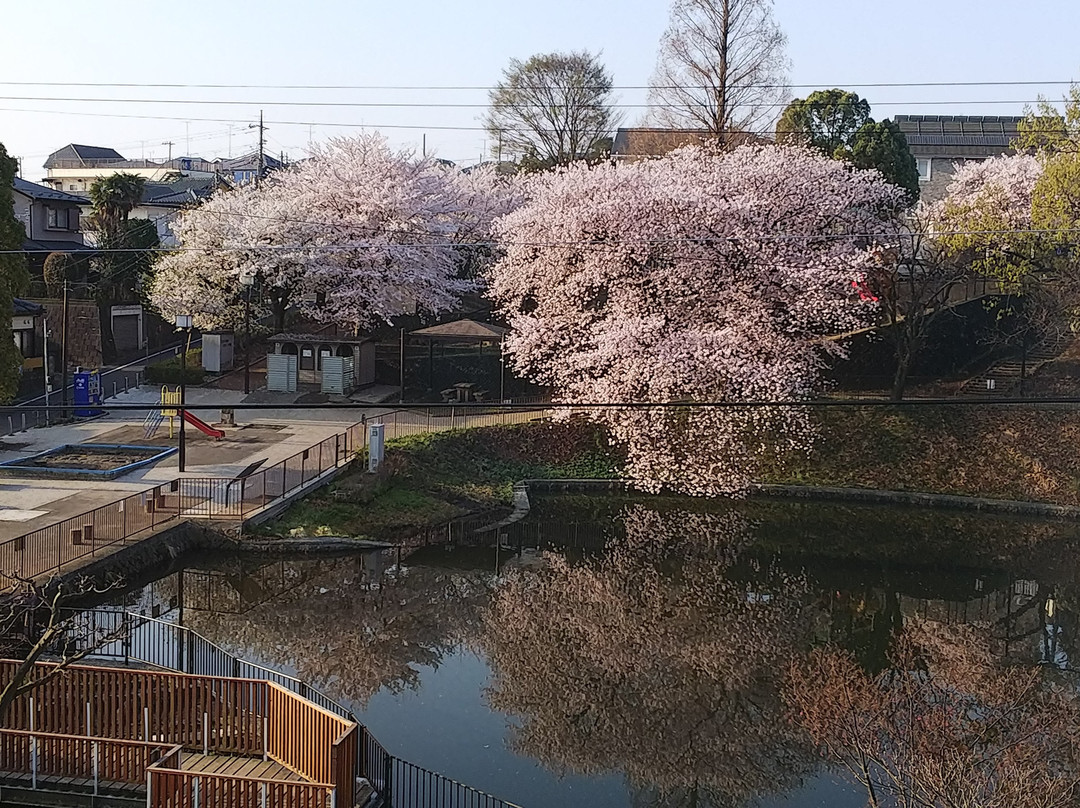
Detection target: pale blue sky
<box><xmin>2</xmin><ymin>0</ymin><xmax>1078</xmax><ymax>179</ymax></box>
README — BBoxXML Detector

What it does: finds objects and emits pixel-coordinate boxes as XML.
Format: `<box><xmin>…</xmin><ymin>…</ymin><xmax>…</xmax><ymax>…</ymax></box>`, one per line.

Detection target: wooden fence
<box><xmin>0</xmin><ymin>728</ymin><xmax>176</xmax><ymax>787</ymax></box>
<box><xmin>0</xmin><ymin>660</ymin><xmax>357</xmax><ymax>807</ymax></box>
<box><xmin>148</xmin><ymin>763</ymin><xmax>336</xmax><ymax>808</ymax></box>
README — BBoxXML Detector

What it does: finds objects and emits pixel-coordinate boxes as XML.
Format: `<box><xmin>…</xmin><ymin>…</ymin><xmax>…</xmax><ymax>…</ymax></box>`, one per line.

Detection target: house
<box><xmin>11</xmin><ymin>178</ymin><xmax>93</xmax><ymax>273</ymax></box>
<box><xmin>611</xmin><ymin>128</ymin><xmax>765</xmax><ymax>160</ymax></box>
<box><xmin>217</xmin><ymin>151</ymin><xmax>286</xmax><ymax>186</ymax></box>
<box><xmin>41</xmin><ymin>144</ymin><xmax>218</xmax><ymax>195</ymax></box>
<box><xmin>11</xmin><ymin>298</ymin><xmax>45</xmax><ymax>376</ymax></box>
<box><xmin>892</xmin><ymin>115</ymin><xmax>1023</xmax><ymax>202</ymax></box>
<box><xmin>131</xmin><ymin>176</ymin><xmax>222</xmax><ymax>246</ymax></box>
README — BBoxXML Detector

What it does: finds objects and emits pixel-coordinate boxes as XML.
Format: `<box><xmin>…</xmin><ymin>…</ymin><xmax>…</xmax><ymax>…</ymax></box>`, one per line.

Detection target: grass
<box><xmin>762</xmin><ymin>405</ymin><xmax>1080</xmax><ymax>506</ymax></box>
<box><xmin>259</xmin><ymin>420</ymin><xmax>624</xmax><ymax>540</ymax></box>
<box><xmin>261</xmin><ymin>404</ymin><xmax>1080</xmax><ymax>541</ymax></box>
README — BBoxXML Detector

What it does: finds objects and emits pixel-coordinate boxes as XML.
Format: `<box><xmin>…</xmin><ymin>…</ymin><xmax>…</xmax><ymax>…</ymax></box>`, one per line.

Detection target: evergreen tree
<box><xmin>778</xmin><ymin>90</ymin><xmax>920</xmax><ymax>204</ymax></box>
<box><xmin>0</xmin><ymin>143</ymin><xmax>29</xmax><ymax>402</ymax></box>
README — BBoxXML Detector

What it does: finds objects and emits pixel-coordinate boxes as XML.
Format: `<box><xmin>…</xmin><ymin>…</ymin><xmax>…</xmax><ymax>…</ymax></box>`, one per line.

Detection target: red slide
<box><xmin>182</xmin><ymin>410</ymin><xmax>225</xmax><ymax>440</ymax></box>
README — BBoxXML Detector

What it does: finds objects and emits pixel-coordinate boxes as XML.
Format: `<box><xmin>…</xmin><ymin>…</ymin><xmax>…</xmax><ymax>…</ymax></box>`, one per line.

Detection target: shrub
<box><xmin>145</xmin><ymin>348</ymin><xmax>205</xmax><ymax>385</ymax></box>
<box><xmin>42</xmin><ymin>252</ymin><xmax>75</xmax><ymax>298</ymax></box>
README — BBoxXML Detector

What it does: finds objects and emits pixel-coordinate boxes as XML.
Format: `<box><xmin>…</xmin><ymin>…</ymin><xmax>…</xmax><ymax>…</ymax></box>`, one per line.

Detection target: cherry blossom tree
<box><xmin>934</xmin><ymin>153</ymin><xmax>1043</xmax><ymax>283</ymax></box>
<box><xmin>487</xmin><ymin>144</ymin><xmax>905</xmax><ymax>495</ymax></box>
<box><xmin>150</xmin><ymin>134</ymin><xmax>520</xmax><ymax>332</ymax></box>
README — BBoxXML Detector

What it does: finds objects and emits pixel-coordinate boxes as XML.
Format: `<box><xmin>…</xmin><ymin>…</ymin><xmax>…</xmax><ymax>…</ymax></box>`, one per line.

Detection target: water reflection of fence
<box><xmin>64</xmin><ymin>609</ymin><xmax>522</xmax><ymax>808</ymax></box>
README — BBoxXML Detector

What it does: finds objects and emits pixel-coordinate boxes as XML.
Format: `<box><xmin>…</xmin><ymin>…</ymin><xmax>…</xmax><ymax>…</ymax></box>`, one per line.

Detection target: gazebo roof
<box><xmin>410</xmin><ymin>319</ymin><xmax>507</xmax><ymax>340</ymax></box>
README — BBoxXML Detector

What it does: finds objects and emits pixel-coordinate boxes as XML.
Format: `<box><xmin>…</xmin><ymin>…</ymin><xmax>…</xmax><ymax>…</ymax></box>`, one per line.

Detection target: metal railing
<box><xmin>1</xmin><ymin>420</ymin><xmax>368</xmax><ymax>581</ymax></box>
<box><xmin>1</xmin><ymin>406</ymin><xmax>556</xmax><ymax>583</ymax></box>
<box><xmin>65</xmin><ymin>609</ymin><xmax>522</xmax><ymax>808</ymax></box>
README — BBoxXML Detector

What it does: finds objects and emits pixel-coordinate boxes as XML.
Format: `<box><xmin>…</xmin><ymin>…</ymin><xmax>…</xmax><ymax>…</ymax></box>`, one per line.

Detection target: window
<box><xmin>46</xmin><ymin>207</ymin><xmax>65</xmax><ymax>229</ymax></box>
<box><xmin>916</xmin><ymin>158</ymin><xmax>933</xmax><ymax>182</ymax></box>
<box><xmin>69</xmin><ymin>184</ymin><xmax>77</xmax><ymax>191</ymax></box>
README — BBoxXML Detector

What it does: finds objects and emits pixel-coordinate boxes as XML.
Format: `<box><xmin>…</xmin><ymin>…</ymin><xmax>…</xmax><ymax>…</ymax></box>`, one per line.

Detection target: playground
<box><xmin>0</xmin><ymin>383</ymin><xmax>365</xmax><ymax>541</ymax></box>
<box><xmin>144</xmin><ymin>385</ymin><xmax>226</xmax><ymax>441</ymax></box>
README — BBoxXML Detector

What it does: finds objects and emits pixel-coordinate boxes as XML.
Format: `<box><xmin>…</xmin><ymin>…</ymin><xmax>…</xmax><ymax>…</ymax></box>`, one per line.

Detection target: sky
<box><xmin>2</xmin><ymin>0</ymin><xmax>1079</xmax><ymax>180</ymax></box>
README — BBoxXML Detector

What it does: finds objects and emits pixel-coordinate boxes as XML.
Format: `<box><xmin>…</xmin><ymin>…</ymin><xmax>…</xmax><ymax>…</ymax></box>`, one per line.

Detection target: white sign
<box><xmin>11</xmin><ymin>316</ymin><xmax>34</xmax><ymax>331</ymax></box>
<box><xmin>368</xmin><ymin>424</ymin><xmax>385</xmax><ymax>473</ymax></box>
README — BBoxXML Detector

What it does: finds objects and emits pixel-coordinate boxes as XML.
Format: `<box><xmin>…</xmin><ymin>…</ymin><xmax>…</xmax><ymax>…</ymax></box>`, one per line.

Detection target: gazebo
<box><xmin>408</xmin><ymin>319</ymin><xmax>508</xmax><ymax>402</ymax></box>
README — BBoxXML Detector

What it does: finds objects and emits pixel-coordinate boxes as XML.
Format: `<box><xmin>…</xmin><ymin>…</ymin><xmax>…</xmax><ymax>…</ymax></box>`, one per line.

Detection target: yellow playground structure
<box><xmin>143</xmin><ymin>386</ymin><xmax>225</xmax><ymax>440</ymax></box>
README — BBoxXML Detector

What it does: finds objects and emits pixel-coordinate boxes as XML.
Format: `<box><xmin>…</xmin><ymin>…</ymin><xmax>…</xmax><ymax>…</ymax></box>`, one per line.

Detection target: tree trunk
<box><xmin>891</xmin><ymin>351</ymin><xmax>911</xmax><ymax>402</ymax></box>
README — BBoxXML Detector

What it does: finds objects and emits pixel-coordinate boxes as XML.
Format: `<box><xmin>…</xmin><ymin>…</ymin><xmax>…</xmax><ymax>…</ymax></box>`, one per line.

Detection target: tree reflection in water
<box><xmin>483</xmin><ymin>505</ymin><xmax>818</xmax><ymax>807</ymax></box>
<box><xmin>788</xmin><ymin>616</ymin><xmax>1080</xmax><ymax>808</ymax></box>
<box><xmin>152</xmin><ymin>496</ymin><xmax>1080</xmax><ymax>808</ymax></box>
<box><xmin>182</xmin><ymin>551</ymin><xmax>495</xmax><ymax>706</ymax></box>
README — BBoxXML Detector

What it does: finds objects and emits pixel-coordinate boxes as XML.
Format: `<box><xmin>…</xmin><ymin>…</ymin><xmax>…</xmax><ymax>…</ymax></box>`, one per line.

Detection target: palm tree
<box><xmin>88</xmin><ymin>173</ymin><xmax>145</xmax><ymax>234</ymax></box>
<box><xmin>88</xmin><ymin>173</ymin><xmax>153</xmax><ymax>359</ymax></box>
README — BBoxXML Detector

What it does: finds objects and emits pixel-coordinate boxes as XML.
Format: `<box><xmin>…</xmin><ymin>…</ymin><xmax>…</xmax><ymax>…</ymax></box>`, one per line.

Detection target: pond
<box><xmin>91</xmin><ymin>494</ymin><xmax>1080</xmax><ymax>808</ymax></box>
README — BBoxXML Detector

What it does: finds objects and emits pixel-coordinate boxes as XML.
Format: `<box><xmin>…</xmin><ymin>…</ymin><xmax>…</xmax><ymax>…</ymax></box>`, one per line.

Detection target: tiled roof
<box><xmin>611</xmin><ymin>127</ymin><xmax>766</xmax><ymax>157</ymax></box>
<box><xmin>23</xmin><ymin>239</ymin><xmax>94</xmax><ymax>254</ymax></box>
<box><xmin>219</xmin><ymin>152</ymin><xmax>285</xmax><ymax>171</ymax></box>
<box><xmin>893</xmin><ymin>115</ymin><xmax>1022</xmax><ymax>157</ymax></box>
<box><xmin>13</xmin><ymin>177</ymin><xmax>89</xmax><ymax>204</ymax></box>
<box><xmin>141</xmin><ymin>177</ymin><xmax>218</xmax><ymax>206</ymax></box>
<box><xmin>13</xmin><ymin>298</ymin><xmax>44</xmax><ymax>316</ymax></box>
<box><xmin>411</xmin><ymin>319</ymin><xmax>507</xmax><ymax>339</ymax></box>
<box><xmin>44</xmin><ymin>144</ymin><xmax>126</xmax><ymax>167</ymax></box>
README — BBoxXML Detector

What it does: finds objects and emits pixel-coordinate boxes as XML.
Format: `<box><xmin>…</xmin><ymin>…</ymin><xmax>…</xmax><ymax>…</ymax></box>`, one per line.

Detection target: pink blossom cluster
<box><xmin>488</xmin><ymin>145</ymin><xmax>905</xmax><ymax>495</ymax></box>
<box><xmin>151</xmin><ymin>134</ymin><xmax>521</xmax><ymax>331</ymax></box>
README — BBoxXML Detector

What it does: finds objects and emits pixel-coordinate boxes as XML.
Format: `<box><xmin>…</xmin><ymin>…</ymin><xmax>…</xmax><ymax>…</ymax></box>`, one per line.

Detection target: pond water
<box><xmin>93</xmin><ymin>495</ymin><xmax>1080</xmax><ymax>808</ymax></box>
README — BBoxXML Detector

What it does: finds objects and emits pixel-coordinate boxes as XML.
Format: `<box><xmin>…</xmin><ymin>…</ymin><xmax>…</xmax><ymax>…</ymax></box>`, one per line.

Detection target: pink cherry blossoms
<box><xmin>150</xmin><ymin>134</ymin><xmax>521</xmax><ymax>332</ymax></box>
<box><xmin>488</xmin><ymin>145</ymin><xmax>905</xmax><ymax>495</ymax></box>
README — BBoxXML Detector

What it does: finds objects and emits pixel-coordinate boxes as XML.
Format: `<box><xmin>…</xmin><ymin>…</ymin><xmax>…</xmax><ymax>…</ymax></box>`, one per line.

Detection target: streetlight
<box><xmin>240</xmin><ymin>270</ymin><xmax>256</xmax><ymax>395</ymax></box>
<box><xmin>175</xmin><ymin>314</ymin><xmax>193</xmax><ymax>473</ymax></box>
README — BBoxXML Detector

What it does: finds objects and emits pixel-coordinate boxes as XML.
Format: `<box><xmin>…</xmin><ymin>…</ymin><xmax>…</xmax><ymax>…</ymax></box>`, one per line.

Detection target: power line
<box><xmin>6</xmin><ymin>226</ymin><xmax>1078</xmax><ymax>255</ymax></box>
<box><xmin>0</xmin><ymin>80</ymin><xmax>1075</xmax><ymax>91</ymax></box>
<box><xmin>4</xmin><ymin>107</ymin><xmax>1075</xmax><ymax>138</ymax></box>
<box><xmin>0</xmin><ymin>94</ymin><xmax>1056</xmax><ymax>110</ymax></box>
<box><xmin>4</xmin><ymin>396</ymin><xmax>1080</xmax><ymax>414</ymax></box>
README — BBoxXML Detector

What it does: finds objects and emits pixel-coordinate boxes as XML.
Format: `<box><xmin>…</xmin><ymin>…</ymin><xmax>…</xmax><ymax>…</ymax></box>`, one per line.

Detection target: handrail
<box><xmin>147</xmin><ymin>765</ymin><xmax>335</xmax><ymax>790</ymax></box>
<box><xmin>0</xmin><ymin>728</ymin><xmax>179</xmax><ymax>749</ymax></box>
<box><xmin>66</xmin><ymin>609</ymin><xmax>522</xmax><ymax>808</ymax></box>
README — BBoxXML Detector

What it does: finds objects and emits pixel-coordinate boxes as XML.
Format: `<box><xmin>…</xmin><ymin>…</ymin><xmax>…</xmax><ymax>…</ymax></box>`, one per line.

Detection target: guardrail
<box><xmin>1</xmin><ymin>407</ymin><xmax>554</xmax><ymax>582</ymax></box>
<box><xmin>66</xmin><ymin>609</ymin><xmax>523</xmax><ymax>808</ymax></box>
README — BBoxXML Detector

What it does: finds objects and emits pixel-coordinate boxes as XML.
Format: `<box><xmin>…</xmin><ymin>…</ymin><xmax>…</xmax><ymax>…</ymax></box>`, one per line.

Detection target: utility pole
<box><xmin>162</xmin><ymin>141</ymin><xmax>175</xmax><ymax>161</ymax></box>
<box><xmin>60</xmin><ymin>280</ymin><xmax>69</xmax><ymax>411</ymax></box>
<box><xmin>42</xmin><ymin>315</ymin><xmax>50</xmax><ymax>426</ymax></box>
<box><xmin>249</xmin><ymin>111</ymin><xmax>267</xmax><ymax>187</ymax></box>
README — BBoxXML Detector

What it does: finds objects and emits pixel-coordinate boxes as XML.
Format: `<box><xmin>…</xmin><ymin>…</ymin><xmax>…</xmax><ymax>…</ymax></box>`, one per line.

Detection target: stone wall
<box><xmin>34</xmin><ymin>299</ymin><xmax>102</xmax><ymax>370</ymax></box>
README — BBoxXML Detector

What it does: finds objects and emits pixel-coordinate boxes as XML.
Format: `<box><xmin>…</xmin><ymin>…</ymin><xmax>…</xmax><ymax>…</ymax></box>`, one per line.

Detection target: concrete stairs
<box><xmin>956</xmin><ymin>333</ymin><xmax>1073</xmax><ymax>398</ymax></box>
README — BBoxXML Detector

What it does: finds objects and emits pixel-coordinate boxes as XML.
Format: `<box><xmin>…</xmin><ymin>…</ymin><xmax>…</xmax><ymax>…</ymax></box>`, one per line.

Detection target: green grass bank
<box><xmin>261</xmin><ymin>405</ymin><xmax>1080</xmax><ymax>539</ymax></box>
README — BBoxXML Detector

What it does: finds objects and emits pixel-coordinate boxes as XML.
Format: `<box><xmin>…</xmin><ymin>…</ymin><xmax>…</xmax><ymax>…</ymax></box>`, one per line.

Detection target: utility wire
<box><xmin>5</xmin><ymin>226</ymin><xmax>1078</xmax><ymax>255</ymax></box>
<box><xmin>0</xmin><ymin>80</ymin><xmax>1075</xmax><ymax>91</ymax></box>
<box><xmin>0</xmin><ymin>94</ymin><xmax>1057</xmax><ymax>110</ymax></box>
<box><xmin>4</xmin><ymin>397</ymin><xmax>1080</xmax><ymax>413</ymax></box>
<box><xmin>4</xmin><ymin>106</ymin><xmax>1073</xmax><ymax>138</ymax></box>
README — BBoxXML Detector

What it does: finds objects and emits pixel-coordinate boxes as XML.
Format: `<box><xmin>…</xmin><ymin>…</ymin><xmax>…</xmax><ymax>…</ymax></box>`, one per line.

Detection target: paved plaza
<box><xmin>0</xmin><ymin>385</ymin><xmax>380</xmax><ymax>542</ymax></box>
